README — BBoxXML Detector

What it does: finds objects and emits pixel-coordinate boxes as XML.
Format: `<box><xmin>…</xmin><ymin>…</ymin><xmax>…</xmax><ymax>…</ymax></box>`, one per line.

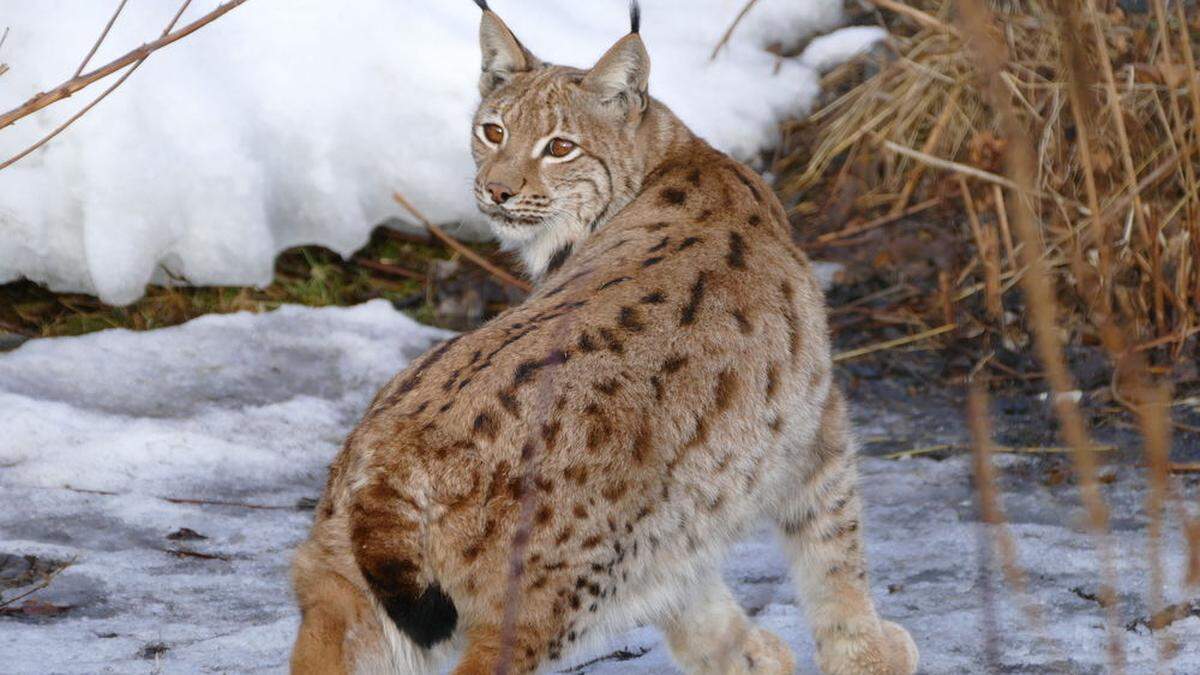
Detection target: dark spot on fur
<box><xmin>714</xmin><ymin>369</ymin><xmax>738</xmax><ymax>413</ymax></box>
<box><xmin>573</xmin><ymin>502</ymin><xmax>589</xmax><ymax>519</ymax></box>
<box><xmin>618</xmin><ymin>306</ymin><xmax>645</xmax><ymax>332</ymax></box>
<box><xmin>732</xmin><ymin>310</ymin><xmax>752</xmax><ymax>335</ymax></box>
<box><xmin>546</xmin><ymin>244</ymin><xmax>573</xmax><ymax>274</ymax></box>
<box><xmin>645</xmin><ymin>221</ymin><xmax>670</xmax><ymax>232</ymax></box>
<box><xmin>648</xmin><ymin>236</ymin><xmax>670</xmax><ymax>253</ymax></box>
<box><xmin>566</xmin><ymin>467</ymin><xmax>588</xmax><ymax>487</ymax></box>
<box><xmin>696</xmin><ymin>209</ymin><xmax>713</xmax><ymax>222</ymax></box>
<box><xmin>473</xmin><ymin>412</ymin><xmax>499</xmax><ymax>440</ymax></box>
<box><xmin>687</xmin><ymin>168</ymin><xmax>702</xmax><ymax>185</ymax></box>
<box><xmin>581</xmin><ymin>534</ymin><xmax>603</xmax><ymax>549</ymax></box>
<box><xmin>661</xmin><ymin>355</ymin><xmax>688</xmax><ymax>374</ymax></box>
<box><xmin>514</xmin><ymin>359</ymin><xmax>542</xmax><ymax>386</ymax></box>
<box><xmin>766</xmin><ymin>363</ymin><xmax>780</xmax><ymax>400</ymax></box>
<box><xmin>780</xmin><ymin>281</ymin><xmax>801</xmax><ymax>361</ymax></box>
<box><xmin>587</xmin><ymin>419</ymin><xmax>611</xmax><ymax>449</ymax></box>
<box><xmin>676</xmin><ymin>236</ymin><xmax>702</xmax><ymax>251</ymax></box>
<box><xmin>594</xmin><ymin>378</ymin><xmax>622</xmax><ymax>396</ymax></box>
<box><xmin>542</xmin><ymin>420</ymin><xmax>561</xmax><ymax>452</ymax></box>
<box><xmin>727</xmin><ymin>231</ymin><xmax>747</xmax><ymax>269</ymax></box>
<box><xmin>651</xmin><ymin>375</ymin><xmax>664</xmax><ymax>401</ymax></box>
<box><xmin>498</xmin><ymin>388</ymin><xmax>520</xmax><ymax>416</ymax></box>
<box><xmin>601</xmin><ymin>481</ymin><xmax>628</xmax><ymax>502</ymax></box>
<box><xmin>632</xmin><ymin>420</ymin><xmax>652</xmax><ymax>463</ymax></box>
<box><xmin>642</xmin><ymin>256</ymin><xmax>665</xmax><ymax>268</ymax></box>
<box><xmin>680</xmin><ymin>272</ymin><xmax>709</xmax><ymax>326</ymax></box>
<box><xmin>599</xmin><ymin>328</ymin><xmax>624</xmax><ymax>354</ymax></box>
<box><xmin>535</xmin><ymin>504</ymin><xmax>554</xmax><ymax>526</ymax></box>
<box><xmin>598</xmin><ymin>276</ymin><xmax>631</xmax><ymax>291</ymax></box>
<box><xmin>577</xmin><ymin>332</ymin><xmax>598</xmax><ymax>353</ymax></box>
<box><xmin>660</xmin><ymin>187</ymin><xmax>687</xmax><ymax>206</ymax></box>
<box><xmin>686</xmin><ymin>414</ymin><xmax>711</xmax><ymax>449</ymax></box>
<box><xmin>748</xmin><ymin>213</ymin><xmax>762</xmax><ymax>227</ymax></box>
<box><xmin>733</xmin><ymin>170</ymin><xmax>764</xmax><ymax>203</ymax></box>
<box><xmin>640</xmin><ymin>290</ymin><xmax>666</xmax><ymax>304</ymax></box>
<box><xmin>770</xmin><ymin>414</ymin><xmax>784</xmax><ymax>433</ymax></box>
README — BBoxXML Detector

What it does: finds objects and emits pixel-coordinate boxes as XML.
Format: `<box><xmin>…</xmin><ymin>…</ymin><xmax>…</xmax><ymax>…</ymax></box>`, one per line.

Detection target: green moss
<box><xmin>0</xmin><ymin>227</ymin><xmax>508</xmax><ymax>340</ymax></box>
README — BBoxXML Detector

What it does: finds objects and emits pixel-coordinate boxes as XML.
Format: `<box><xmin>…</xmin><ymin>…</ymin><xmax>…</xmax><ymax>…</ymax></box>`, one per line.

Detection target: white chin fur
<box><xmin>488</xmin><ymin>214</ymin><xmax>588</xmax><ymax>282</ymax></box>
<box><xmin>487</xmin><ymin>218</ymin><xmax>543</xmax><ymax>249</ymax></box>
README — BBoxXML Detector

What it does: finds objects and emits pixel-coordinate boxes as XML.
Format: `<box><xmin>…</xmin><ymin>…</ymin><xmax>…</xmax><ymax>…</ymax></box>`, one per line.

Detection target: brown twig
<box><xmin>391</xmin><ymin>191</ymin><xmax>532</xmax><ymax>293</ymax></box>
<box><xmin>967</xmin><ymin>385</ymin><xmax>1064</xmax><ymax>660</ymax></box>
<box><xmin>0</xmin><ymin>0</ymin><xmax>249</xmax><ymax>132</ymax></box>
<box><xmin>866</xmin><ymin>0</ymin><xmax>960</xmax><ymax>36</ymax></box>
<box><xmin>832</xmin><ymin>323</ymin><xmax>956</xmax><ymax>362</ymax></box>
<box><xmin>811</xmin><ymin>197</ymin><xmax>941</xmax><ymax>245</ymax></box>
<box><xmin>158</xmin><ymin>547</ymin><xmax>230</xmax><ymax>561</ymax></box>
<box><xmin>955</xmin><ymin>0</ymin><xmax>1126</xmax><ymax>668</ymax></box>
<box><xmin>709</xmin><ymin>0</ymin><xmax>760</xmax><ymax>61</ymax></box>
<box><xmin>352</xmin><ymin>257</ymin><xmax>424</xmax><ymax>281</ymax></box>
<box><xmin>892</xmin><ymin>88</ymin><xmax>960</xmax><ymax>214</ymax></box>
<box><xmin>959</xmin><ymin>177</ymin><xmax>1002</xmax><ymax>320</ymax></box>
<box><xmin>0</xmin><ymin>557</ymin><xmax>76</xmax><ymax>609</ymax></box>
<box><xmin>74</xmin><ymin>0</ymin><xmax>131</xmax><ymax>78</ymax></box>
<box><xmin>62</xmin><ymin>485</ymin><xmax>297</xmax><ymax>510</ymax></box>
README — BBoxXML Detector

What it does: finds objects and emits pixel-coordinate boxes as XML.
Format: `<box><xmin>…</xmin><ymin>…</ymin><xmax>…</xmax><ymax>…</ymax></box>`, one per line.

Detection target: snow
<box><xmin>0</xmin><ymin>0</ymin><xmax>879</xmax><ymax>305</ymax></box>
<box><xmin>2</xmin><ymin>302</ymin><xmax>1198</xmax><ymax>673</ymax></box>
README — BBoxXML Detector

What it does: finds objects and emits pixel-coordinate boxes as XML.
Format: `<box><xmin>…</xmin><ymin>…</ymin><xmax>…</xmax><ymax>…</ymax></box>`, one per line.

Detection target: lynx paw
<box><xmin>814</xmin><ymin>620</ymin><xmax>918</xmax><ymax>675</ymax></box>
<box><xmin>730</xmin><ymin>627</ymin><xmax>795</xmax><ymax>674</ymax></box>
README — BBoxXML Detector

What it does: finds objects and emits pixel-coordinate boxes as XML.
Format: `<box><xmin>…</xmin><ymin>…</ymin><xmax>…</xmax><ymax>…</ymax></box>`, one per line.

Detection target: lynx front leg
<box><xmin>659</xmin><ymin>570</ymin><xmax>795</xmax><ymax>675</ymax></box>
<box><xmin>775</xmin><ymin>390</ymin><xmax>918</xmax><ymax>675</ymax></box>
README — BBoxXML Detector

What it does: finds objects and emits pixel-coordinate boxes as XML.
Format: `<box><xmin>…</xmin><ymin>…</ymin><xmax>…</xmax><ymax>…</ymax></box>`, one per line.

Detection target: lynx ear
<box><xmin>582</xmin><ymin>33</ymin><xmax>650</xmax><ymax>111</ymax></box>
<box><xmin>478</xmin><ymin>4</ymin><xmax>539</xmax><ymax>96</ymax></box>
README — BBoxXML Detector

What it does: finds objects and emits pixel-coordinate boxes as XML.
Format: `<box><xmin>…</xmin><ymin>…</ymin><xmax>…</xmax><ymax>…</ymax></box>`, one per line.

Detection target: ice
<box><xmin>0</xmin><ymin>0</ymin><xmax>881</xmax><ymax>305</ymax></box>
<box><xmin>2</xmin><ymin>302</ymin><xmax>1197</xmax><ymax>673</ymax></box>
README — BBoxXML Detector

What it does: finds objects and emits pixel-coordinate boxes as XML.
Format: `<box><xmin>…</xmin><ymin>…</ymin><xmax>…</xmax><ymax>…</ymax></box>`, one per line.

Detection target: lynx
<box><xmin>290</xmin><ymin>3</ymin><xmax>918</xmax><ymax>674</ymax></box>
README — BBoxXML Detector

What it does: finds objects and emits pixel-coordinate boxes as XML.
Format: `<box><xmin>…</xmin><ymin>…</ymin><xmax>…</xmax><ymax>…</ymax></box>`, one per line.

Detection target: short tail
<box><xmin>350</xmin><ymin>478</ymin><xmax>458</xmax><ymax>648</ymax></box>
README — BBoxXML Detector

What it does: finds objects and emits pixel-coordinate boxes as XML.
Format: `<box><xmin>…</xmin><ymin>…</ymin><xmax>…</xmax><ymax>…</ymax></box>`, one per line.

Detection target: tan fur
<box><xmin>291</xmin><ymin>7</ymin><xmax>917</xmax><ymax>674</ymax></box>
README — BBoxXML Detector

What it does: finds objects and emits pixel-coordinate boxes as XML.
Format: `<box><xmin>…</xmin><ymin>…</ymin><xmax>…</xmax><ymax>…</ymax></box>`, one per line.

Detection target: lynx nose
<box><xmin>486</xmin><ymin>182</ymin><xmax>515</xmax><ymax>204</ymax></box>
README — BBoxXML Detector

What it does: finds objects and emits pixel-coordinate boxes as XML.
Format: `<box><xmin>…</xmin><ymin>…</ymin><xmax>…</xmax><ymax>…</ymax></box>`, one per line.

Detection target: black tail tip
<box><xmin>630</xmin><ymin>1</ymin><xmax>640</xmax><ymax>33</ymax></box>
<box><xmin>377</xmin><ymin>582</ymin><xmax>459</xmax><ymax>649</ymax></box>
<box><xmin>473</xmin><ymin>0</ymin><xmax>488</xmax><ymax>11</ymax></box>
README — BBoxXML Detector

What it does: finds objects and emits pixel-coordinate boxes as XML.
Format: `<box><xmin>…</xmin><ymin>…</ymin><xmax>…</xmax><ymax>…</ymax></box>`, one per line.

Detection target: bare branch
<box><xmin>709</xmin><ymin>0</ymin><xmax>759</xmax><ymax>61</ymax></box>
<box><xmin>392</xmin><ymin>190</ymin><xmax>533</xmax><ymax>293</ymax></box>
<box><xmin>74</xmin><ymin>0</ymin><xmax>131</xmax><ymax>78</ymax></box>
<box><xmin>0</xmin><ymin>0</ymin><xmax>249</xmax><ymax>133</ymax></box>
<box><xmin>0</xmin><ymin>0</ymin><xmax>211</xmax><ymax>172</ymax></box>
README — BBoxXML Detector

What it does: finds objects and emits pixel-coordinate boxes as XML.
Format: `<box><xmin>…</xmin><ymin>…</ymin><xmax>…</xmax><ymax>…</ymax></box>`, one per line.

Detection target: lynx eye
<box><xmin>482</xmin><ymin>123</ymin><xmax>504</xmax><ymax>144</ymax></box>
<box><xmin>546</xmin><ymin>138</ymin><xmax>576</xmax><ymax>158</ymax></box>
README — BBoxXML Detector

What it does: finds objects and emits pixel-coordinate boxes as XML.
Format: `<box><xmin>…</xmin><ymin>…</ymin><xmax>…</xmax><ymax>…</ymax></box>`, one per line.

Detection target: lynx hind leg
<box><xmin>774</xmin><ymin>389</ymin><xmax>918</xmax><ymax>675</ymax></box>
<box><xmin>659</xmin><ymin>569</ymin><xmax>795</xmax><ymax>675</ymax></box>
<box><xmin>291</xmin><ymin>540</ymin><xmax>446</xmax><ymax>675</ymax></box>
<box><xmin>291</xmin><ymin>542</ymin><xmax>380</xmax><ymax>675</ymax></box>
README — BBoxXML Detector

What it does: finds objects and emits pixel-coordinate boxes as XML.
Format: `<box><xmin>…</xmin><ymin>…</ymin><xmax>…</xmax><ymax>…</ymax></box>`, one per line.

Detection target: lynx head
<box><xmin>470</xmin><ymin>1</ymin><xmax>669</xmax><ymax>282</ymax></box>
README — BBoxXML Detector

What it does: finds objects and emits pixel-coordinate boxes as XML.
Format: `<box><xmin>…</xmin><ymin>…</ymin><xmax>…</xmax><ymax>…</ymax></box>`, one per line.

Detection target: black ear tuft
<box><xmin>473</xmin><ymin>0</ymin><xmax>488</xmax><ymax>10</ymax></box>
<box><xmin>629</xmin><ymin>1</ymin><xmax>640</xmax><ymax>34</ymax></box>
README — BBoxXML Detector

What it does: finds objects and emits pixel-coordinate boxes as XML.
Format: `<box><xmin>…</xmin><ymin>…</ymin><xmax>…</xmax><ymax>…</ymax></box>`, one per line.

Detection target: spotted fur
<box><xmin>290</xmin><ymin>4</ymin><xmax>918</xmax><ymax>675</ymax></box>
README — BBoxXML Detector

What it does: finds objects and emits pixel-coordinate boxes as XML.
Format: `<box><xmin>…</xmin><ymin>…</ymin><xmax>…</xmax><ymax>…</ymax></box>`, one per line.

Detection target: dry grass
<box><xmin>780</xmin><ymin>0</ymin><xmax>1199</xmax><ymax>358</ymax></box>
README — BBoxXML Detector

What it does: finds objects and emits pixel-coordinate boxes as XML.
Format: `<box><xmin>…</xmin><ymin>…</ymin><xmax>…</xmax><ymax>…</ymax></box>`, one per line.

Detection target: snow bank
<box><xmin>0</xmin><ymin>0</ymin><xmax>879</xmax><ymax>305</ymax></box>
<box><xmin>1</xmin><ymin>303</ymin><xmax>1196</xmax><ymax>673</ymax></box>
